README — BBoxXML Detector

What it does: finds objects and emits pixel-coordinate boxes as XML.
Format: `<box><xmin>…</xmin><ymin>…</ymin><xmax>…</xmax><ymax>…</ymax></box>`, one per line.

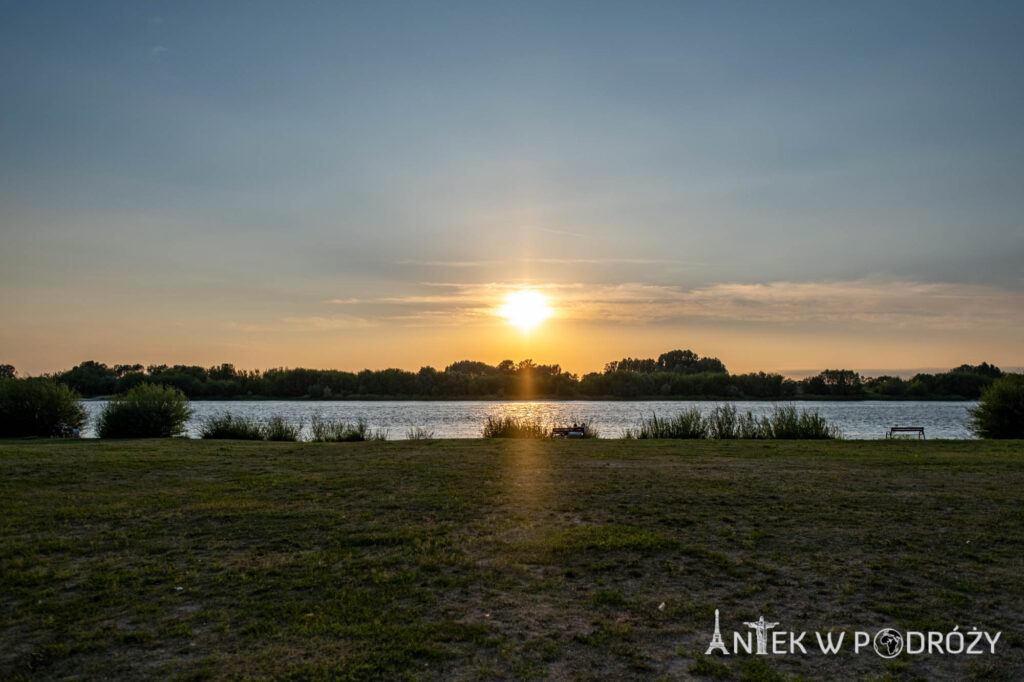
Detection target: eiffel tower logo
<box><xmin>705</xmin><ymin>609</ymin><xmax>729</xmax><ymax>655</ymax></box>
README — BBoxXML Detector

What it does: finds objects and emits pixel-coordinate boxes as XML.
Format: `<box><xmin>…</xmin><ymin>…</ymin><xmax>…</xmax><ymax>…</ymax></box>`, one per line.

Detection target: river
<box><xmin>79</xmin><ymin>400</ymin><xmax>977</xmax><ymax>440</ymax></box>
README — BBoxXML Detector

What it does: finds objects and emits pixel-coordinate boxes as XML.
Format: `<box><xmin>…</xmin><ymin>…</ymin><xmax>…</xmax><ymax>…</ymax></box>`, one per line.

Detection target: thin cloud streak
<box><xmin>397</xmin><ymin>259</ymin><xmax>500</xmax><ymax>268</ymax></box>
<box><xmin>229</xmin><ymin>316</ymin><xmax>376</xmax><ymax>332</ymax></box>
<box><xmin>397</xmin><ymin>257</ymin><xmax>694</xmax><ymax>267</ymax></box>
<box><xmin>535</xmin><ymin>226</ymin><xmax>589</xmax><ymax>239</ymax></box>
<box><xmin>327</xmin><ymin>279</ymin><xmax>1024</xmax><ymax>330</ymax></box>
<box><xmin>523</xmin><ymin>257</ymin><xmax>697</xmax><ymax>266</ymax></box>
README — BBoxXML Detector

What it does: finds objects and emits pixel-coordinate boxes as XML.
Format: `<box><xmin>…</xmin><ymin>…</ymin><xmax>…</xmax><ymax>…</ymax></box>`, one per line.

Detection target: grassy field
<box><xmin>1</xmin><ymin>439</ymin><xmax>1021</xmax><ymax>681</ymax></box>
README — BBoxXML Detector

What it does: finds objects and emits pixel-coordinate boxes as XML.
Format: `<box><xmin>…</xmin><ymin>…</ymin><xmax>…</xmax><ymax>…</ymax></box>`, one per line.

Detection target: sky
<box><xmin>2</xmin><ymin>1</ymin><xmax>1022</xmax><ymax>377</ymax></box>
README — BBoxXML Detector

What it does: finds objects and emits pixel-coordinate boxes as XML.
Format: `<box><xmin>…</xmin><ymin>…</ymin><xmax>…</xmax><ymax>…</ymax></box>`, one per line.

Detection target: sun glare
<box><xmin>498</xmin><ymin>290</ymin><xmax>552</xmax><ymax>332</ymax></box>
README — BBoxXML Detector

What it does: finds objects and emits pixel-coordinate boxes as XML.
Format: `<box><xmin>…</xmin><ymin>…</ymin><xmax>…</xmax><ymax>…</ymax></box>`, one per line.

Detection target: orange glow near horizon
<box><xmin>497</xmin><ymin>290</ymin><xmax>552</xmax><ymax>332</ymax></box>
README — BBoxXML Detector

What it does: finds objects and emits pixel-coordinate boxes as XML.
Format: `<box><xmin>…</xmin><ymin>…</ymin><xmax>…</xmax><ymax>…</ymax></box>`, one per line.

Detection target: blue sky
<box><xmin>2</xmin><ymin>1</ymin><xmax>1022</xmax><ymax>374</ymax></box>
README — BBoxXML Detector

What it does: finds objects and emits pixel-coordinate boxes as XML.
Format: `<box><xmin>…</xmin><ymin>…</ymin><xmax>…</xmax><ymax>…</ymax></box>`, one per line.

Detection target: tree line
<box><xmin>1</xmin><ymin>351</ymin><xmax>1004</xmax><ymax>400</ymax></box>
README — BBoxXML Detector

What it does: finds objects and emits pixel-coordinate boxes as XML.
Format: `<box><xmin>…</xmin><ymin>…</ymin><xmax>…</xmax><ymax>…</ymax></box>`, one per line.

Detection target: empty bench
<box><xmin>551</xmin><ymin>424</ymin><xmax>587</xmax><ymax>438</ymax></box>
<box><xmin>886</xmin><ymin>426</ymin><xmax>925</xmax><ymax>439</ymax></box>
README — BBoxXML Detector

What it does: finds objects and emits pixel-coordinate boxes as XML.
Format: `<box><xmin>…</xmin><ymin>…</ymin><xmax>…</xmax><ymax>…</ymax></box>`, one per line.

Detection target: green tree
<box><xmin>969</xmin><ymin>375</ymin><xmax>1024</xmax><ymax>438</ymax></box>
<box><xmin>0</xmin><ymin>378</ymin><xmax>86</xmax><ymax>437</ymax></box>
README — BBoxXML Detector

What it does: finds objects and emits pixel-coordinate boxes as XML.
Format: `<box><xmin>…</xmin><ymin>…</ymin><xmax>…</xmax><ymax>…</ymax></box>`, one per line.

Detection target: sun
<box><xmin>498</xmin><ymin>290</ymin><xmax>552</xmax><ymax>332</ymax></box>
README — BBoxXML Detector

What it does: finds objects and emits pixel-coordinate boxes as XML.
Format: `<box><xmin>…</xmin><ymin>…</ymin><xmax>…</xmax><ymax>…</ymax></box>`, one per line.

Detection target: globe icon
<box><xmin>873</xmin><ymin>629</ymin><xmax>904</xmax><ymax>658</ymax></box>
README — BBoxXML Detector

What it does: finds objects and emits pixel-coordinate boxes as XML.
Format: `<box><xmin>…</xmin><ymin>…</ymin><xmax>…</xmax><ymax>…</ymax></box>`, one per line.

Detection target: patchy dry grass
<box><xmin>1</xmin><ymin>438</ymin><xmax>1022</xmax><ymax>680</ymax></box>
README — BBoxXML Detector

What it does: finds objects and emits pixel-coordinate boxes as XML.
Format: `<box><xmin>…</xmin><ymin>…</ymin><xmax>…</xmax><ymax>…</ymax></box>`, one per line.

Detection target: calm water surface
<box><xmin>80</xmin><ymin>400</ymin><xmax>977</xmax><ymax>440</ymax></box>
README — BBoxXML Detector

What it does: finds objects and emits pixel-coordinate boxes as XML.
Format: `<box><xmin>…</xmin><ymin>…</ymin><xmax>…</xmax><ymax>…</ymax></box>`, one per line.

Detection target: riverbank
<box><xmin>1</xmin><ymin>439</ymin><xmax>1020</xmax><ymax>680</ymax></box>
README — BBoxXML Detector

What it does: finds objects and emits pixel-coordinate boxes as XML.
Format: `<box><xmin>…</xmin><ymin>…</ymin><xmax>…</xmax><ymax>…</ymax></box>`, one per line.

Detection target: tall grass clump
<box><xmin>98</xmin><ymin>384</ymin><xmax>192</xmax><ymax>438</ymax></box>
<box><xmin>736</xmin><ymin>411</ymin><xmax>772</xmax><ymax>439</ymax></box>
<box><xmin>707</xmin><ymin>404</ymin><xmax>739</xmax><ymax>439</ymax></box>
<box><xmin>200</xmin><ymin>413</ymin><xmax>301</xmax><ymax>441</ymax></box>
<box><xmin>310</xmin><ymin>414</ymin><xmax>382</xmax><ymax>442</ymax></box>
<box><xmin>765</xmin><ymin>405</ymin><xmax>839</xmax><ymax>439</ymax></box>
<box><xmin>200</xmin><ymin>413</ymin><xmax>264</xmax><ymax>440</ymax></box>
<box><xmin>482</xmin><ymin>415</ymin><xmax>547</xmax><ymax>438</ymax></box>
<box><xmin>264</xmin><ymin>415</ymin><xmax>302</xmax><ymax>441</ymax></box>
<box><xmin>405</xmin><ymin>426</ymin><xmax>435</xmax><ymax>440</ymax></box>
<box><xmin>626</xmin><ymin>404</ymin><xmax>839</xmax><ymax>439</ymax></box>
<box><xmin>0</xmin><ymin>377</ymin><xmax>87</xmax><ymax>437</ymax></box>
<box><xmin>625</xmin><ymin>409</ymin><xmax>707</xmax><ymax>439</ymax></box>
<box><xmin>970</xmin><ymin>374</ymin><xmax>1024</xmax><ymax>438</ymax></box>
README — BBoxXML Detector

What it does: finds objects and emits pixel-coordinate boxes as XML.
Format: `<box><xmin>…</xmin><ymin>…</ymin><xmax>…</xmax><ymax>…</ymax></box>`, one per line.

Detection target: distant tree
<box><xmin>970</xmin><ymin>375</ymin><xmax>1024</xmax><ymax>438</ymax></box>
<box><xmin>444</xmin><ymin>360</ymin><xmax>497</xmax><ymax>375</ymax></box>
<box><xmin>57</xmin><ymin>360</ymin><xmax>119</xmax><ymax>396</ymax></box>
<box><xmin>113</xmin><ymin>363</ymin><xmax>144</xmax><ymax>377</ymax></box>
<box><xmin>952</xmin><ymin>362</ymin><xmax>1002</xmax><ymax>379</ymax></box>
<box><xmin>694</xmin><ymin>356</ymin><xmax>728</xmax><ymax>374</ymax></box>
<box><xmin>0</xmin><ymin>364</ymin><xmax>15</xmax><ymax>379</ymax></box>
<box><xmin>865</xmin><ymin>375</ymin><xmax>908</xmax><ymax>397</ymax></box>
<box><xmin>804</xmin><ymin>369</ymin><xmax>863</xmax><ymax>396</ymax></box>
<box><xmin>208</xmin><ymin>363</ymin><xmax>237</xmax><ymax>381</ymax></box>
<box><xmin>516</xmin><ymin>359</ymin><xmax>537</xmax><ymax>373</ymax></box>
<box><xmin>607</xmin><ymin>357</ymin><xmax>657</xmax><ymax>373</ymax></box>
<box><xmin>656</xmin><ymin>349</ymin><xmax>698</xmax><ymax>372</ymax></box>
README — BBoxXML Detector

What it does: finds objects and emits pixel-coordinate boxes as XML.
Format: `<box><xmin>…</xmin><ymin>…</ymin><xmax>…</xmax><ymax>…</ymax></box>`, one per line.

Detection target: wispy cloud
<box><xmin>322</xmin><ymin>279</ymin><xmax>1024</xmax><ymax>330</ymax></box>
<box><xmin>228</xmin><ymin>315</ymin><xmax>375</xmax><ymax>332</ymax></box>
<box><xmin>397</xmin><ymin>256</ymin><xmax>695</xmax><ymax>268</ymax></box>
<box><xmin>397</xmin><ymin>259</ymin><xmax>499</xmax><ymax>268</ymax></box>
<box><xmin>523</xmin><ymin>257</ymin><xmax>697</xmax><ymax>266</ymax></box>
<box><xmin>535</xmin><ymin>226</ymin><xmax>589</xmax><ymax>239</ymax></box>
<box><xmin>280</xmin><ymin>315</ymin><xmax>375</xmax><ymax>330</ymax></box>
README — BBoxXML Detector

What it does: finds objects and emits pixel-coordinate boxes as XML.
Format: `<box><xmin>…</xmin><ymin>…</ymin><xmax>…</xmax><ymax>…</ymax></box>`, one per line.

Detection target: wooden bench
<box><xmin>886</xmin><ymin>426</ymin><xmax>925</xmax><ymax>439</ymax></box>
<box><xmin>552</xmin><ymin>424</ymin><xmax>587</xmax><ymax>438</ymax></box>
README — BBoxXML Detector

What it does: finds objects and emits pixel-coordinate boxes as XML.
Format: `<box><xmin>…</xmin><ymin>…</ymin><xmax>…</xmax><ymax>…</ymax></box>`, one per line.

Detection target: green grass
<box><xmin>1</xmin><ymin>438</ymin><xmax>1022</xmax><ymax>680</ymax></box>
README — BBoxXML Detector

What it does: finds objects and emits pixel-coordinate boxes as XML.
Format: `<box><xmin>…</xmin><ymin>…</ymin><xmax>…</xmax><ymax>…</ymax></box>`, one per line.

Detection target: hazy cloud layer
<box><xmin>323</xmin><ymin>279</ymin><xmax>1024</xmax><ymax>330</ymax></box>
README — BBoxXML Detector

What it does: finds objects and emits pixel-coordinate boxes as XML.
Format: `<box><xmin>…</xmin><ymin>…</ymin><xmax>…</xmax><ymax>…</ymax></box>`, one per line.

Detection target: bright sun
<box><xmin>498</xmin><ymin>290</ymin><xmax>552</xmax><ymax>332</ymax></box>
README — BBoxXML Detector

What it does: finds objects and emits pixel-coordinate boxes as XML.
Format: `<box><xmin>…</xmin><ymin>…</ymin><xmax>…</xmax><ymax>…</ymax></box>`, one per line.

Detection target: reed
<box><xmin>200</xmin><ymin>413</ymin><xmax>265</xmax><ymax>440</ymax></box>
<box><xmin>625</xmin><ymin>409</ymin><xmax>706</xmax><ymax>439</ymax></box>
<box><xmin>481</xmin><ymin>415</ymin><xmax>547</xmax><ymax>439</ymax></box>
<box><xmin>405</xmin><ymin>426</ymin><xmax>435</xmax><ymax>440</ymax></box>
<box><xmin>626</xmin><ymin>404</ymin><xmax>839</xmax><ymax>439</ymax></box>
<box><xmin>263</xmin><ymin>415</ymin><xmax>302</xmax><ymax>442</ymax></box>
<box><xmin>310</xmin><ymin>415</ymin><xmax>373</xmax><ymax>442</ymax></box>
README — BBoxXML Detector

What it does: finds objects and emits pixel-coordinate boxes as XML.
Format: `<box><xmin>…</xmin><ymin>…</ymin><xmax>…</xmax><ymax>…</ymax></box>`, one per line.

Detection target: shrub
<box><xmin>310</xmin><ymin>414</ymin><xmax>372</xmax><ymax>442</ymax></box>
<box><xmin>0</xmin><ymin>378</ymin><xmax>86</xmax><ymax>437</ymax></box>
<box><xmin>482</xmin><ymin>415</ymin><xmax>546</xmax><ymax>438</ymax></box>
<box><xmin>264</xmin><ymin>416</ymin><xmax>302</xmax><ymax>441</ymax></box>
<box><xmin>970</xmin><ymin>375</ymin><xmax>1024</xmax><ymax>438</ymax></box>
<box><xmin>200</xmin><ymin>413</ymin><xmax>265</xmax><ymax>440</ymax></box>
<box><xmin>98</xmin><ymin>384</ymin><xmax>192</xmax><ymax>438</ymax></box>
